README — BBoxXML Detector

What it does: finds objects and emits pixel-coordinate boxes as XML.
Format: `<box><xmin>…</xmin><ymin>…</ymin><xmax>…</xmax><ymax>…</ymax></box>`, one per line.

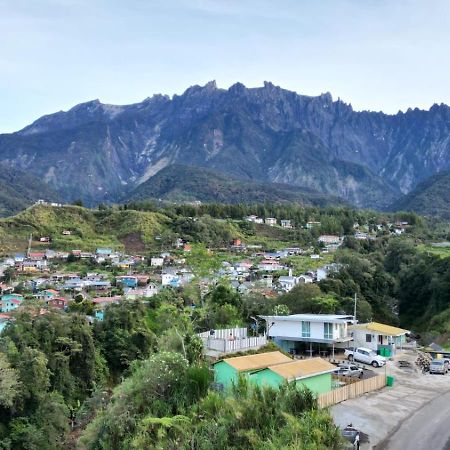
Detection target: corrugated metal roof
<box><xmin>260</xmin><ymin>314</ymin><xmax>352</xmax><ymax>323</ymax></box>
<box><xmin>218</xmin><ymin>351</ymin><xmax>292</xmax><ymax>372</ymax></box>
<box><xmin>350</xmin><ymin>322</ymin><xmax>408</xmax><ymax>336</ymax></box>
<box><xmin>269</xmin><ymin>357</ymin><xmax>336</xmax><ymax>380</ymax></box>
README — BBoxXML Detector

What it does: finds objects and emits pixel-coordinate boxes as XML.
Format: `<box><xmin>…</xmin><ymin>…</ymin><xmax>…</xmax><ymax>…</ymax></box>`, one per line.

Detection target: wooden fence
<box><xmin>317</xmin><ymin>375</ymin><xmax>386</xmax><ymax>408</ymax></box>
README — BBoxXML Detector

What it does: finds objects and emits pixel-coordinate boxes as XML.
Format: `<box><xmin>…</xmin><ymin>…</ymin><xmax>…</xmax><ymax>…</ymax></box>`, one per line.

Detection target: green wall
<box><xmin>296</xmin><ymin>373</ymin><xmax>332</xmax><ymax>394</ymax></box>
<box><xmin>249</xmin><ymin>369</ymin><xmax>332</xmax><ymax>395</ymax></box>
<box><xmin>249</xmin><ymin>368</ymin><xmax>285</xmax><ymax>388</ymax></box>
<box><xmin>213</xmin><ymin>360</ymin><xmax>238</xmax><ymax>389</ymax></box>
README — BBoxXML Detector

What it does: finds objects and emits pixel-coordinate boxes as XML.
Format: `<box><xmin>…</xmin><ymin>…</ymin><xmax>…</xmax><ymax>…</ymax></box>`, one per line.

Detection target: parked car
<box><xmin>341</xmin><ymin>424</ymin><xmax>360</xmax><ymax>449</ymax></box>
<box><xmin>429</xmin><ymin>359</ymin><xmax>449</xmax><ymax>375</ymax></box>
<box><xmin>336</xmin><ymin>362</ymin><xmax>364</xmax><ymax>378</ymax></box>
<box><xmin>345</xmin><ymin>347</ymin><xmax>386</xmax><ymax>368</ymax></box>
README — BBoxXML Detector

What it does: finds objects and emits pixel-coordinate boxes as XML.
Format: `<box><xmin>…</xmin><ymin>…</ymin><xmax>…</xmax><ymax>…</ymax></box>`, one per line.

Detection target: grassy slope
<box><xmin>0</xmin><ymin>205</ymin><xmax>170</xmax><ymax>254</ymax></box>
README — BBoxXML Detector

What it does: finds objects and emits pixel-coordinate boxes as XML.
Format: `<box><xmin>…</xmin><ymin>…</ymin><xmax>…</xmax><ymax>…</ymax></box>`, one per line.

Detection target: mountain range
<box><xmin>1</xmin><ymin>81</ymin><xmax>450</xmax><ymax>211</ymax></box>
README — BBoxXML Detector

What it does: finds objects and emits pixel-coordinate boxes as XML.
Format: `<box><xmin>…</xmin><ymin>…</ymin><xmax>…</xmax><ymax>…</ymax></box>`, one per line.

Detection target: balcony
<box><xmin>198</xmin><ymin>327</ymin><xmax>267</xmax><ymax>357</ymax></box>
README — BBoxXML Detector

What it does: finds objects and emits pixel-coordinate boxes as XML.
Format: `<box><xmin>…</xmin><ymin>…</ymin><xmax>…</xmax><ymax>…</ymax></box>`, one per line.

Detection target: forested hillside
<box><xmin>0</xmin><ymin>167</ymin><xmax>59</xmax><ymax>217</ymax></box>
<box><xmin>124</xmin><ymin>164</ymin><xmax>346</xmax><ymax>206</ymax></box>
<box><xmin>0</xmin><ymin>202</ymin><xmax>449</xmax><ymax>448</ymax></box>
<box><xmin>390</xmin><ymin>169</ymin><xmax>450</xmax><ymax>218</ymax></box>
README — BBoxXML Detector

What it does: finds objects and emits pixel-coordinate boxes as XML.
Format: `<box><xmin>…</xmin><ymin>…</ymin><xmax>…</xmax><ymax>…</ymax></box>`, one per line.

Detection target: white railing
<box><xmin>199</xmin><ymin>334</ymin><xmax>267</xmax><ymax>353</ymax></box>
<box><xmin>197</xmin><ymin>327</ymin><xmax>248</xmax><ymax>340</ymax></box>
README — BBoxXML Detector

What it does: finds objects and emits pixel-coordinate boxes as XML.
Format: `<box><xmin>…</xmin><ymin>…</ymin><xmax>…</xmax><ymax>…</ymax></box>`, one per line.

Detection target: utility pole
<box><xmin>27</xmin><ymin>233</ymin><xmax>33</xmax><ymax>257</ymax></box>
<box><xmin>353</xmin><ymin>293</ymin><xmax>357</xmax><ymax>324</ymax></box>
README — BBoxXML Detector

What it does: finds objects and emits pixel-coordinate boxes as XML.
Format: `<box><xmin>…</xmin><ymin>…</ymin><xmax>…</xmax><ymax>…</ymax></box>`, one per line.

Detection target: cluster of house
<box><xmin>0</xmin><ymin>239</ymin><xmax>208</xmax><ymax>330</ymax></box>
<box><xmin>0</xmin><ymin>248</ymin><xmax>146</xmax><ymax>275</ymax></box>
<box><xmin>205</xmin><ymin>314</ymin><xmax>410</xmax><ymax>395</ymax></box>
<box><xmin>245</xmin><ymin>216</ymin><xmax>293</xmax><ymax>228</ymax></box>
<box><xmin>218</xmin><ymin>242</ymin><xmax>342</xmax><ymax>295</ymax></box>
<box><xmin>244</xmin><ymin>213</ymin><xmax>411</xmax><ymax>240</ymax></box>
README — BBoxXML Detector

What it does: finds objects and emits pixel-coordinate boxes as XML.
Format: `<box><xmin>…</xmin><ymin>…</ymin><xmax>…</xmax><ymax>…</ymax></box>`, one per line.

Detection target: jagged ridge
<box><xmin>1</xmin><ymin>81</ymin><xmax>450</xmax><ymax>208</ymax></box>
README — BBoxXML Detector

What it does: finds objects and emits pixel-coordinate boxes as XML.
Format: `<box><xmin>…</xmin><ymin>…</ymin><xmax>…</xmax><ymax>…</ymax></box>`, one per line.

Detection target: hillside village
<box><xmin>0</xmin><ymin>202</ymin><xmax>447</xmax><ymax>449</ymax></box>
<box><xmin>0</xmin><ymin>203</ymin><xmax>412</xmax><ymax>332</ymax></box>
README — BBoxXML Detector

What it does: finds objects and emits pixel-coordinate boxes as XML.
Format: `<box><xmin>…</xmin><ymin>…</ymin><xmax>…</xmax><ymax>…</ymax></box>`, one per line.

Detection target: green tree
<box><xmin>0</xmin><ymin>352</ymin><xmax>20</xmax><ymax>408</ymax></box>
<box><xmin>94</xmin><ymin>301</ymin><xmax>156</xmax><ymax>377</ymax></box>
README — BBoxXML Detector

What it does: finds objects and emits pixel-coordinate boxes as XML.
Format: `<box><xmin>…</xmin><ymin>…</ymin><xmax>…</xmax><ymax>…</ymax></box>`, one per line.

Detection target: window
<box><xmin>366</xmin><ymin>334</ymin><xmax>372</xmax><ymax>343</ymax></box>
<box><xmin>324</xmin><ymin>322</ymin><xmax>333</xmax><ymax>340</ymax></box>
<box><xmin>302</xmin><ymin>321</ymin><xmax>311</xmax><ymax>338</ymax></box>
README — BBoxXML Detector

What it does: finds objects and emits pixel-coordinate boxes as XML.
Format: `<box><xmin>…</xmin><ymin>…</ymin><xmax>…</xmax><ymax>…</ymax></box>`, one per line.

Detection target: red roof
<box><xmin>49</xmin><ymin>297</ymin><xmax>68</xmax><ymax>302</ymax></box>
<box><xmin>45</xmin><ymin>289</ymin><xmax>59</xmax><ymax>294</ymax></box>
<box><xmin>4</xmin><ymin>299</ymin><xmax>22</xmax><ymax>305</ymax></box>
<box><xmin>28</xmin><ymin>252</ymin><xmax>45</xmax><ymax>258</ymax></box>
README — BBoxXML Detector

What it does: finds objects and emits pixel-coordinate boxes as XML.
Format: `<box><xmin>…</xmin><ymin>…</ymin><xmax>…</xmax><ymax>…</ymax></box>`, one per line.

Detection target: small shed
<box><xmin>249</xmin><ymin>357</ymin><xmax>336</xmax><ymax>395</ymax></box>
<box><xmin>213</xmin><ymin>351</ymin><xmax>292</xmax><ymax>389</ymax></box>
<box><xmin>349</xmin><ymin>322</ymin><xmax>409</xmax><ymax>354</ymax></box>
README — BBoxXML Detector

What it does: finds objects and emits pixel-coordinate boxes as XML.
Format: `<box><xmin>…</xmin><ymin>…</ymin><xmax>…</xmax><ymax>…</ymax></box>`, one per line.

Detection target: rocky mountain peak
<box><xmin>3</xmin><ymin>82</ymin><xmax>450</xmax><ymax>209</ymax></box>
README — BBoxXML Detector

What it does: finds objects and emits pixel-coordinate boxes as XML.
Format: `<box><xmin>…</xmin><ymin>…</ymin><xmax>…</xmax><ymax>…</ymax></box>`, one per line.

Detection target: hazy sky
<box><xmin>1</xmin><ymin>0</ymin><xmax>450</xmax><ymax>132</ymax></box>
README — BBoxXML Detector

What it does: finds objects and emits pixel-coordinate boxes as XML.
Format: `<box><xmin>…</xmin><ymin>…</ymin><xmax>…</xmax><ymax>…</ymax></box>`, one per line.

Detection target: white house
<box><xmin>260</xmin><ymin>314</ymin><xmax>353</xmax><ymax>357</ymax></box>
<box><xmin>258</xmin><ymin>260</ymin><xmax>283</xmax><ymax>272</ymax></box>
<box><xmin>316</xmin><ymin>263</ymin><xmax>342</xmax><ymax>282</ymax></box>
<box><xmin>278</xmin><ymin>269</ymin><xmax>298</xmax><ymax>292</ymax></box>
<box><xmin>265</xmin><ymin>218</ymin><xmax>277</xmax><ymax>226</ymax></box>
<box><xmin>348</xmin><ymin>322</ymin><xmax>409</xmax><ymax>355</ymax></box>
<box><xmin>124</xmin><ymin>284</ymin><xmax>159</xmax><ymax>299</ymax></box>
<box><xmin>306</xmin><ymin>221</ymin><xmax>321</xmax><ymax>229</ymax></box>
<box><xmin>161</xmin><ymin>272</ymin><xmax>177</xmax><ymax>286</ymax></box>
<box><xmin>150</xmin><ymin>257</ymin><xmax>164</xmax><ymax>267</ymax></box>
<box><xmin>280</xmin><ymin>220</ymin><xmax>292</xmax><ymax>228</ymax></box>
<box><xmin>318</xmin><ymin>235</ymin><xmax>341</xmax><ymax>245</ymax></box>
<box><xmin>245</xmin><ymin>215</ymin><xmax>264</xmax><ymax>224</ymax></box>
<box><xmin>298</xmin><ymin>274</ymin><xmax>314</xmax><ymax>284</ymax></box>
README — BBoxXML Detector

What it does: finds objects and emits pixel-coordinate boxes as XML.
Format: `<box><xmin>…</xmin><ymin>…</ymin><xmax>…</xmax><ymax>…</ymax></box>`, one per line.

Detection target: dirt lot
<box><xmin>331</xmin><ymin>349</ymin><xmax>450</xmax><ymax>449</ymax></box>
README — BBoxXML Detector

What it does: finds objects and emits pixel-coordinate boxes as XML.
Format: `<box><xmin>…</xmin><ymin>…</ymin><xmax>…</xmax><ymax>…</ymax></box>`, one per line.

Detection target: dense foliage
<box><xmin>0</xmin><ymin>293</ymin><xmax>342</xmax><ymax>449</ymax></box>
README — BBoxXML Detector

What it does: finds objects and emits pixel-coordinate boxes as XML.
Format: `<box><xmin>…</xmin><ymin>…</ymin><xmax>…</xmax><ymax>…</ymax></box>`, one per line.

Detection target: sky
<box><xmin>1</xmin><ymin>0</ymin><xmax>450</xmax><ymax>133</ymax></box>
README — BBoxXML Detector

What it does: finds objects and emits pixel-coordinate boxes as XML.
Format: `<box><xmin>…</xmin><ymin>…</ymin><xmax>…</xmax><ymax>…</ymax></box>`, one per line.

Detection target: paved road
<box><xmin>332</xmin><ymin>351</ymin><xmax>450</xmax><ymax>449</ymax></box>
<box><xmin>375</xmin><ymin>390</ymin><xmax>450</xmax><ymax>450</ymax></box>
